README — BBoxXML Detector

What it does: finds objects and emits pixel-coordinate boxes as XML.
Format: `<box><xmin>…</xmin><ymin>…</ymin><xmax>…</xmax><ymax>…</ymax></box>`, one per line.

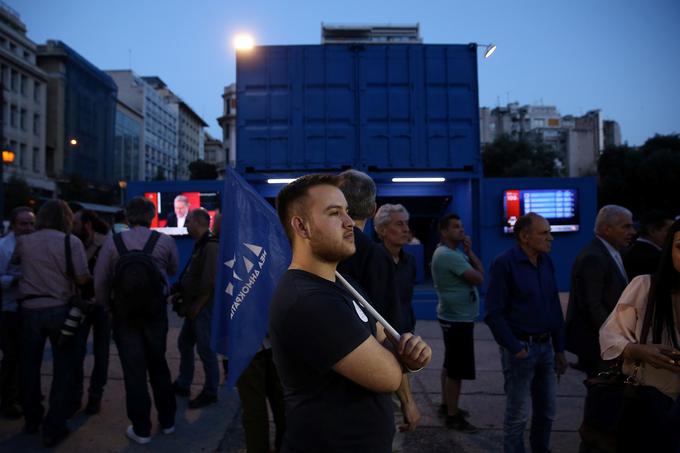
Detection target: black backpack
<box><xmin>111</xmin><ymin>231</ymin><xmax>165</xmax><ymax>321</ymax></box>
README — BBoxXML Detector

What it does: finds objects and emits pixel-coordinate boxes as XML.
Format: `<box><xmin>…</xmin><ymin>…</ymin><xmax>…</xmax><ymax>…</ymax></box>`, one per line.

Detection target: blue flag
<box><xmin>211</xmin><ymin>167</ymin><xmax>291</xmax><ymax>388</ymax></box>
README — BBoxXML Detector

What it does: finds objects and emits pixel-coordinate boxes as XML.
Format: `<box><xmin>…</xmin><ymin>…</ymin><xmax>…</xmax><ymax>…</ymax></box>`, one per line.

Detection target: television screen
<box><xmin>503</xmin><ymin>189</ymin><xmax>579</xmax><ymax>233</ymax></box>
<box><xmin>144</xmin><ymin>191</ymin><xmax>221</xmax><ymax>236</ymax></box>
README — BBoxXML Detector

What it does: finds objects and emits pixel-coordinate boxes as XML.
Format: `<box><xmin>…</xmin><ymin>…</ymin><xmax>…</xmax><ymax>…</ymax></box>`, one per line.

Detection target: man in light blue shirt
<box><xmin>0</xmin><ymin>206</ymin><xmax>35</xmax><ymax>418</ymax></box>
<box><xmin>431</xmin><ymin>213</ymin><xmax>484</xmax><ymax>432</ymax></box>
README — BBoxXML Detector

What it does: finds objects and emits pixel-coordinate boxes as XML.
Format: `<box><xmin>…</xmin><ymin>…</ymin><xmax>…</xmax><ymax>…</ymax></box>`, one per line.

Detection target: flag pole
<box><xmin>335</xmin><ymin>271</ymin><xmax>401</xmax><ymax>341</ymax></box>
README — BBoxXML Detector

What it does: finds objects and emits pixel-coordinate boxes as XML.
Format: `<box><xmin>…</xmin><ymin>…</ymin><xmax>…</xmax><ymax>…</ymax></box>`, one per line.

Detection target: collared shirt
<box><xmin>384</xmin><ymin>245</ymin><xmax>416</xmax><ymax>333</ymax></box>
<box><xmin>484</xmin><ymin>244</ymin><xmax>565</xmax><ymax>354</ymax></box>
<box><xmin>0</xmin><ymin>232</ymin><xmax>19</xmax><ymax>312</ymax></box>
<box><xmin>94</xmin><ymin>226</ymin><xmax>179</xmax><ymax>307</ymax></box>
<box><xmin>597</xmin><ymin>235</ymin><xmax>628</xmax><ymax>284</ymax></box>
<box><xmin>634</xmin><ymin>237</ymin><xmax>661</xmax><ymax>251</ymax></box>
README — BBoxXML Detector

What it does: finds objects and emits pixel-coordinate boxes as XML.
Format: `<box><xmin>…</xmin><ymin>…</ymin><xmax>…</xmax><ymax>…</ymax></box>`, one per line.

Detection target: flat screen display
<box><xmin>503</xmin><ymin>189</ymin><xmax>579</xmax><ymax>233</ymax></box>
<box><xmin>144</xmin><ymin>191</ymin><xmax>220</xmax><ymax>236</ymax></box>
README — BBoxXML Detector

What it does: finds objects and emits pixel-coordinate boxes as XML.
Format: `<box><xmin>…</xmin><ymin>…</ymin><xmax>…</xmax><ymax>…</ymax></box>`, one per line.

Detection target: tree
<box><xmin>482</xmin><ymin>135</ymin><xmax>562</xmax><ymax>177</ymax></box>
<box><xmin>188</xmin><ymin>159</ymin><xmax>218</xmax><ymax>180</ymax></box>
<box><xmin>597</xmin><ymin>134</ymin><xmax>680</xmax><ymax>217</ymax></box>
<box><xmin>4</xmin><ymin>175</ymin><xmax>33</xmax><ymax>216</ymax></box>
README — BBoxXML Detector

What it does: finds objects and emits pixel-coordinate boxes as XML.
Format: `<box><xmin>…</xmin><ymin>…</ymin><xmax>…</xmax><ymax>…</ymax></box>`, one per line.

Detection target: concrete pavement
<box><xmin>0</xmin><ymin>312</ymin><xmax>587</xmax><ymax>452</ymax></box>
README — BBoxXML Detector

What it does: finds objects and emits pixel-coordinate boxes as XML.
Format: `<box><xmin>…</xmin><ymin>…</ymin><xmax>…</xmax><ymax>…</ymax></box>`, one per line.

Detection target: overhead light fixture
<box><xmin>267</xmin><ymin>178</ymin><xmax>296</xmax><ymax>184</ymax></box>
<box><xmin>470</xmin><ymin>42</ymin><xmax>497</xmax><ymax>58</ymax></box>
<box><xmin>391</xmin><ymin>177</ymin><xmax>446</xmax><ymax>183</ymax></box>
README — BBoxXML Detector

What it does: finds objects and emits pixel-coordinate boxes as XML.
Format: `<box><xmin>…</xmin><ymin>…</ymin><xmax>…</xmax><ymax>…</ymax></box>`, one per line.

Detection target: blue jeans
<box><xmin>500</xmin><ymin>342</ymin><xmax>557</xmax><ymax>453</ymax></box>
<box><xmin>21</xmin><ymin>305</ymin><xmax>77</xmax><ymax>436</ymax></box>
<box><xmin>176</xmin><ymin>305</ymin><xmax>219</xmax><ymax>396</ymax></box>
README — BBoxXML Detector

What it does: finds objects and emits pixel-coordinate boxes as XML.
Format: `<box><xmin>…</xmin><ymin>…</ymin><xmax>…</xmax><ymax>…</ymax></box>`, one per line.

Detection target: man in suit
<box><xmin>165</xmin><ymin>195</ymin><xmax>190</xmax><ymax>228</ymax></box>
<box><xmin>623</xmin><ymin>210</ymin><xmax>673</xmax><ymax>280</ymax></box>
<box><xmin>565</xmin><ymin>205</ymin><xmax>635</xmax><ymax>377</ymax></box>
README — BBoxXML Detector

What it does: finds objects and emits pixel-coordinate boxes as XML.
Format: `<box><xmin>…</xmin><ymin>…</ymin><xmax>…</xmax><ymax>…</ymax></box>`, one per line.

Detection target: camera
<box><xmin>57</xmin><ymin>295</ymin><xmax>94</xmax><ymax>348</ymax></box>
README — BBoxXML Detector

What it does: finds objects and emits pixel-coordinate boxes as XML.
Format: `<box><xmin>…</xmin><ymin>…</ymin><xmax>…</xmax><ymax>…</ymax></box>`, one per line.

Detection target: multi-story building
<box><xmin>202</xmin><ymin>131</ymin><xmax>225</xmax><ymax>177</ymax></box>
<box><xmin>114</xmin><ymin>98</ymin><xmax>143</xmax><ymax>182</ymax></box>
<box><xmin>480</xmin><ymin>102</ymin><xmax>620</xmax><ymax>176</ymax></box>
<box><xmin>0</xmin><ymin>2</ymin><xmax>53</xmax><ymax>196</ymax></box>
<box><xmin>107</xmin><ymin>70</ymin><xmax>177</xmax><ymax>180</ymax></box>
<box><xmin>321</xmin><ymin>23</ymin><xmax>422</xmax><ymax>44</ymax></box>
<box><xmin>603</xmin><ymin>120</ymin><xmax>622</xmax><ymax>149</ymax></box>
<box><xmin>217</xmin><ymin>83</ymin><xmax>236</xmax><ymax>168</ymax></box>
<box><xmin>37</xmin><ymin>40</ymin><xmax>117</xmax><ymax>186</ymax></box>
<box><xmin>141</xmin><ymin>76</ymin><xmax>207</xmax><ymax>180</ymax></box>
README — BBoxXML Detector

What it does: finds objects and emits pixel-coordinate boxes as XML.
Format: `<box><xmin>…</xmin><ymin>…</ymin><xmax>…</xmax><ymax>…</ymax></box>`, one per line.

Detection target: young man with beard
<box><xmin>270</xmin><ymin>174</ymin><xmax>432</xmax><ymax>452</ymax></box>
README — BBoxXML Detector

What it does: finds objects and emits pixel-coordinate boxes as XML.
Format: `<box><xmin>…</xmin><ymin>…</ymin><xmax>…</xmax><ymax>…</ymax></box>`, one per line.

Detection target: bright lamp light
<box><xmin>234</xmin><ymin>34</ymin><xmax>255</xmax><ymax>51</ymax></box>
<box><xmin>391</xmin><ymin>177</ymin><xmax>445</xmax><ymax>183</ymax></box>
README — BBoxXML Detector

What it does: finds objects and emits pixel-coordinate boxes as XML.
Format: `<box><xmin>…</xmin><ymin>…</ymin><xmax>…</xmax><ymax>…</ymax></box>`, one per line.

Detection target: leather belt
<box><xmin>515</xmin><ymin>332</ymin><xmax>551</xmax><ymax>343</ymax></box>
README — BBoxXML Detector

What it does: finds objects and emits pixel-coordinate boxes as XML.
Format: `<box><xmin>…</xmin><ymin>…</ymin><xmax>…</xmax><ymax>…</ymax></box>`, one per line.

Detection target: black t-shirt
<box><xmin>270</xmin><ymin>269</ymin><xmax>395</xmax><ymax>453</ymax></box>
<box><xmin>337</xmin><ymin>227</ymin><xmax>401</xmax><ymax>329</ymax></box>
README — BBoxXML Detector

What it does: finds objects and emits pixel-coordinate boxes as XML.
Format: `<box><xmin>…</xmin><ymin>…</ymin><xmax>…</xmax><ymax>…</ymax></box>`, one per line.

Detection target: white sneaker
<box><xmin>162</xmin><ymin>425</ymin><xmax>175</xmax><ymax>435</ymax></box>
<box><xmin>126</xmin><ymin>425</ymin><xmax>151</xmax><ymax>445</ymax></box>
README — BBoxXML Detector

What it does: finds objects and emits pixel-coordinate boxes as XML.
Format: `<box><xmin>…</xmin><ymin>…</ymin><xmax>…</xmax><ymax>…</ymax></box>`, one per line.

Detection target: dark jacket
<box><xmin>180</xmin><ymin>232</ymin><xmax>219</xmax><ymax>317</ymax></box>
<box><xmin>565</xmin><ymin>238</ymin><xmax>628</xmax><ymax>362</ymax></box>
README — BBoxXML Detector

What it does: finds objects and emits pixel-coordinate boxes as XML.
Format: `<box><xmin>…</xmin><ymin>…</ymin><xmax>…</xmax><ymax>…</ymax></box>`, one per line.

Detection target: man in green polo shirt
<box><xmin>431</xmin><ymin>213</ymin><xmax>485</xmax><ymax>433</ymax></box>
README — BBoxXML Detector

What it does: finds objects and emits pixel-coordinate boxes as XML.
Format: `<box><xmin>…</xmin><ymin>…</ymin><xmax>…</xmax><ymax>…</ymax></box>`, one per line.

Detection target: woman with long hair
<box><xmin>600</xmin><ymin>218</ymin><xmax>680</xmax><ymax>451</ymax></box>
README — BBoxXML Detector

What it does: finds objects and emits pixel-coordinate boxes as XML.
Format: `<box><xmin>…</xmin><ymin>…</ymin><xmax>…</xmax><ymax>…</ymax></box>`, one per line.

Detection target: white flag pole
<box><xmin>335</xmin><ymin>271</ymin><xmax>401</xmax><ymax>342</ymax></box>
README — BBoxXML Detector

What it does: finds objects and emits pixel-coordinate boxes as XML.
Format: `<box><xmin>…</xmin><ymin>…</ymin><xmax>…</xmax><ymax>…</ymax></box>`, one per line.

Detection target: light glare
<box><xmin>267</xmin><ymin>178</ymin><xmax>296</xmax><ymax>184</ymax></box>
<box><xmin>392</xmin><ymin>177</ymin><xmax>446</xmax><ymax>183</ymax></box>
<box><xmin>234</xmin><ymin>34</ymin><xmax>255</xmax><ymax>51</ymax></box>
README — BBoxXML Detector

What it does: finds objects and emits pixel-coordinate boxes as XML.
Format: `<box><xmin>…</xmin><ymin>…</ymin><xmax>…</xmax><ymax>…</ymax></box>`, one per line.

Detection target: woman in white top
<box><xmin>599</xmin><ymin>219</ymin><xmax>680</xmax><ymax>452</ymax></box>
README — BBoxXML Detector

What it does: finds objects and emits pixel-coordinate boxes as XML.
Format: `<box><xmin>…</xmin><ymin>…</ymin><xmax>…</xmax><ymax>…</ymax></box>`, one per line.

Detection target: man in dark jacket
<box><xmin>171</xmin><ymin>208</ymin><xmax>220</xmax><ymax>408</ymax></box>
<box><xmin>623</xmin><ymin>210</ymin><xmax>673</xmax><ymax>280</ymax></box>
<box><xmin>565</xmin><ymin>205</ymin><xmax>634</xmax><ymax>377</ymax></box>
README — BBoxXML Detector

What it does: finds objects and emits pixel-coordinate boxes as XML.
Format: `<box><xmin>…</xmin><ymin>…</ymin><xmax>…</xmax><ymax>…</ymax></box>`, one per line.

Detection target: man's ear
<box><xmin>291</xmin><ymin>216</ymin><xmax>309</xmax><ymax>239</ymax></box>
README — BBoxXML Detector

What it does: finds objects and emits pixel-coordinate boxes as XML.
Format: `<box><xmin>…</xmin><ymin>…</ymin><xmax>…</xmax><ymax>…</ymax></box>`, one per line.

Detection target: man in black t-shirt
<box><xmin>271</xmin><ymin>174</ymin><xmax>432</xmax><ymax>453</ymax></box>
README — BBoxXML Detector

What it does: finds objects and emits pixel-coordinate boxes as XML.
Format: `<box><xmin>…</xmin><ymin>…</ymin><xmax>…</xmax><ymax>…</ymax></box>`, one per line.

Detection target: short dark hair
<box><xmin>77</xmin><ymin>209</ymin><xmax>110</xmax><ymax>235</ymax></box>
<box><xmin>338</xmin><ymin>169</ymin><xmax>376</xmax><ymax>221</ymax></box>
<box><xmin>9</xmin><ymin>206</ymin><xmax>33</xmax><ymax>228</ymax></box>
<box><xmin>639</xmin><ymin>210</ymin><xmax>673</xmax><ymax>237</ymax></box>
<box><xmin>114</xmin><ymin>209</ymin><xmax>127</xmax><ymax>224</ymax></box>
<box><xmin>276</xmin><ymin>174</ymin><xmax>341</xmax><ymax>243</ymax></box>
<box><xmin>438</xmin><ymin>213</ymin><xmax>461</xmax><ymax>231</ymax></box>
<box><xmin>188</xmin><ymin>208</ymin><xmax>211</xmax><ymax>227</ymax></box>
<box><xmin>36</xmin><ymin>200</ymin><xmax>73</xmax><ymax>233</ymax></box>
<box><xmin>513</xmin><ymin>212</ymin><xmax>543</xmax><ymax>240</ymax></box>
<box><xmin>125</xmin><ymin>197</ymin><xmax>156</xmax><ymax>227</ymax></box>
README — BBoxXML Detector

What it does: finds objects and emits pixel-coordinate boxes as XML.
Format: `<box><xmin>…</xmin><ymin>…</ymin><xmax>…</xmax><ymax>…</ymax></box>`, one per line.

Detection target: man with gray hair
<box><xmin>565</xmin><ymin>204</ymin><xmax>635</xmax><ymax>377</ymax></box>
<box><xmin>336</xmin><ymin>170</ymin><xmax>422</xmax><ymax>440</ymax></box>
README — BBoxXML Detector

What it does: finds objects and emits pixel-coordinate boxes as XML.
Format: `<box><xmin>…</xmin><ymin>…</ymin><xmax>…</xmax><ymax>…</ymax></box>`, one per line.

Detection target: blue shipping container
<box><xmin>236</xmin><ymin>44</ymin><xmax>481</xmax><ymax>173</ymax></box>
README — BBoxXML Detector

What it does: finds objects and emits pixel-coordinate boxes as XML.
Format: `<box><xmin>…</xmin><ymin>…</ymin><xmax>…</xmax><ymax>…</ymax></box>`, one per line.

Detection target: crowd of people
<box><xmin>0</xmin><ymin>172</ymin><xmax>678</xmax><ymax>452</ymax></box>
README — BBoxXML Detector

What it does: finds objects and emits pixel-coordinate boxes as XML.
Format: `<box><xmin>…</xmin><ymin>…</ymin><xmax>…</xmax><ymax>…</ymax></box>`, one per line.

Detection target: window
<box><xmin>33</xmin><ymin>147</ymin><xmax>40</xmax><ymax>173</ymax></box>
<box><xmin>10</xmin><ymin>105</ymin><xmax>17</xmax><ymax>128</ymax></box>
<box><xmin>10</xmin><ymin>70</ymin><xmax>17</xmax><ymax>92</ymax></box>
<box><xmin>20</xmin><ymin>109</ymin><xmax>26</xmax><ymax>130</ymax></box>
<box><xmin>34</xmin><ymin>81</ymin><xmax>40</xmax><ymax>102</ymax></box>
<box><xmin>33</xmin><ymin>114</ymin><xmax>40</xmax><ymax>135</ymax></box>
<box><xmin>19</xmin><ymin>143</ymin><xmax>26</xmax><ymax>169</ymax></box>
<box><xmin>0</xmin><ymin>65</ymin><xmax>7</xmax><ymax>85</ymax></box>
<box><xmin>20</xmin><ymin>75</ymin><xmax>27</xmax><ymax>96</ymax></box>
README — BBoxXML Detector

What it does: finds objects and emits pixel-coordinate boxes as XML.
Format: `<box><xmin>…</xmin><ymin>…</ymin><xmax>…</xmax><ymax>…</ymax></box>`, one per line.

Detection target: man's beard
<box><xmin>309</xmin><ymin>235</ymin><xmax>355</xmax><ymax>264</ymax></box>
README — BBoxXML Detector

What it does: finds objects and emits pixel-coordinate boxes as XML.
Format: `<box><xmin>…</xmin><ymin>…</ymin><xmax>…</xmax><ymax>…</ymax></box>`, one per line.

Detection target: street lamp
<box><xmin>118</xmin><ymin>180</ymin><xmax>127</xmax><ymax>206</ymax></box>
<box><xmin>234</xmin><ymin>34</ymin><xmax>255</xmax><ymax>51</ymax></box>
<box><xmin>470</xmin><ymin>42</ymin><xmax>497</xmax><ymax>58</ymax></box>
<box><xmin>0</xmin><ymin>144</ymin><xmax>15</xmax><ymax>229</ymax></box>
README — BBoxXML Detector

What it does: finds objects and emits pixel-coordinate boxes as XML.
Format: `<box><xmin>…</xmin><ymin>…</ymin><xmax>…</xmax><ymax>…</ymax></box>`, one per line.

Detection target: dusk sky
<box><xmin>9</xmin><ymin>0</ymin><xmax>679</xmax><ymax>146</ymax></box>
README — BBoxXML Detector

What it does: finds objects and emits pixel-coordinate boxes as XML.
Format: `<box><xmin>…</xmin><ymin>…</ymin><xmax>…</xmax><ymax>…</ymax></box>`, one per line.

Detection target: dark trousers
<box><xmin>74</xmin><ymin>304</ymin><xmax>111</xmax><ymax>403</ymax></box>
<box><xmin>112</xmin><ymin>314</ymin><xmax>176</xmax><ymax>437</ymax></box>
<box><xmin>0</xmin><ymin>311</ymin><xmax>21</xmax><ymax>409</ymax></box>
<box><xmin>176</xmin><ymin>306</ymin><xmax>219</xmax><ymax>396</ymax></box>
<box><xmin>236</xmin><ymin>348</ymin><xmax>286</xmax><ymax>453</ymax></box>
<box><xmin>21</xmin><ymin>306</ymin><xmax>76</xmax><ymax>436</ymax></box>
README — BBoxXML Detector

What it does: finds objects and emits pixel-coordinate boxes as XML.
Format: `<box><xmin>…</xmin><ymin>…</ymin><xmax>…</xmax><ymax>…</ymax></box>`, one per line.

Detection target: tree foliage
<box><xmin>597</xmin><ymin>134</ymin><xmax>680</xmax><ymax>217</ymax></box>
<box><xmin>482</xmin><ymin>135</ymin><xmax>562</xmax><ymax>177</ymax></box>
<box><xmin>4</xmin><ymin>175</ymin><xmax>33</xmax><ymax>217</ymax></box>
<box><xmin>188</xmin><ymin>159</ymin><xmax>218</xmax><ymax>180</ymax></box>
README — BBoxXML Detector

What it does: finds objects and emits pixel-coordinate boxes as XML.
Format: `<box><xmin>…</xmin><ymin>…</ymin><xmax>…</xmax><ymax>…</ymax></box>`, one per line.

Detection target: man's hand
<box><xmin>555</xmin><ymin>352</ymin><xmax>567</xmax><ymax>378</ymax></box>
<box><xmin>514</xmin><ymin>349</ymin><xmax>528</xmax><ymax>359</ymax></box>
<box><xmin>399</xmin><ymin>400</ymin><xmax>421</xmax><ymax>432</ymax></box>
<box><xmin>396</xmin><ymin>333</ymin><xmax>432</xmax><ymax>371</ymax></box>
<box><xmin>462</xmin><ymin>235</ymin><xmax>472</xmax><ymax>254</ymax></box>
<box><xmin>624</xmin><ymin>343</ymin><xmax>680</xmax><ymax>374</ymax></box>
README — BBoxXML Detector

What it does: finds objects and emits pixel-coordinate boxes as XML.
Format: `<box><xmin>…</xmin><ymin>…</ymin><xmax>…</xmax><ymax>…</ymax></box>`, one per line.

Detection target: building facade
<box><xmin>141</xmin><ymin>76</ymin><xmax>207</xmax><ymax>180</ymax></box>
<box><xmin>202</xmin><ymin>131</ymin><xmax>225</xmax><ymax>177</ymax></box>
<box><xmin>114</xmin><ymin>98</ymin><xmax>143</xmax><ymax>182</ymax></box>
<box><xmin>37</xmin><ymin>40</ymin><xmax>117</xmax><ymax>186</ymax></box>
<box><xmin>217</xmin><ymin>83</ymin><xmax>236</xmax><ymax>168</ymax></box>
<box><xmin>0</xmin><ymin>2</ymin><xmax>53</xmax><ymax>196</ymax></box>
<box><xmin>108</xmin><ymin>70</ymin><xmax>178</xmax><ymax>181</ymax></box>
<box><xmin>480</xmin><ymin>102</ymin><xmax>620</xmax><ymax>177</ymax></box>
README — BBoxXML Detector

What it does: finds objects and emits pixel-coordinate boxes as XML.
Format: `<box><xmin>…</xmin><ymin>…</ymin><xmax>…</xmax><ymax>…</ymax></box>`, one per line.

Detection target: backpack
<box><xmin>111</xmin><ymin>231</ymin><xmax>165</xmax><ymax>321</ymax></box>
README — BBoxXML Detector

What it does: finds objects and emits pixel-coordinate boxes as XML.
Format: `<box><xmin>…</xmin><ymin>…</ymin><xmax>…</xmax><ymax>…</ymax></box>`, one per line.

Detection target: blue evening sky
<box><xmin>9</xmin><ymin>0</ymin><xmax>680</xmax><ymax>146</ymax></box>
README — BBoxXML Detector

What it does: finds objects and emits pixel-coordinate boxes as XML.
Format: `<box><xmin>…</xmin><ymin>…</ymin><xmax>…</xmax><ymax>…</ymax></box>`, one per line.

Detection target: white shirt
<box><xmin>597</xmin><ymin>235</ymin><xmax>628</xmax><ymax>284</ymax></box>
<box><xmin>0</xmin><ymin>232</ymin><xmax>20</xmax><ymax>312</ymax></box>
<box><xmin>177</xmin><ymin>216</ymin><xmax>186</xmax><ymax>228</ymax></box>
